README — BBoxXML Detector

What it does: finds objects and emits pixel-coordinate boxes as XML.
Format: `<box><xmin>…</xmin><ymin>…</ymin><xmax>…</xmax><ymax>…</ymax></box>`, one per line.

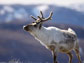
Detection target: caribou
<box><xmin>23</xmin><ymin>11</ymin><xmax>81</xmax><ymax>63</ymax></box>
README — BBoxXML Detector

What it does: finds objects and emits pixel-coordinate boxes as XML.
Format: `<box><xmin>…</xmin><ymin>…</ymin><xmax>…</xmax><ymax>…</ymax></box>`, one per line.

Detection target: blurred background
<box><xmin>0</xmin><ymin>0</ymin><xmax>84</xmax><ymax>63</ymax></box>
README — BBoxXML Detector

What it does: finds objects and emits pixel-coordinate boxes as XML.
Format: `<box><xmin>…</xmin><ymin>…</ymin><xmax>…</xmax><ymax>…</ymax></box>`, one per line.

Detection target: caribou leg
<box><xmin>48</xmin><ymin>45</ymin><xmax>58</xmax><ymax>63</ymax></box>
<box><xmin>74</xmin><ymin>48</ymin><xmax>82</xmax><ymax>63</ymax></box>
<box><xmin>52</xmin><ymin>51</ymin><xmax>57</xmax><ymax>63</ymax></box>
<box><xmin>67</xmin><ymin>52</ymin><xmax>73</xmax><ymax>63</ymax></box>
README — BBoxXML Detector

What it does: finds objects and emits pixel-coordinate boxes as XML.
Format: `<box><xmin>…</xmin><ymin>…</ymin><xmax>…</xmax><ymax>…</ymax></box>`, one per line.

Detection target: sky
<box><xmin>0</xmin><ymin>0</ymin><xmax>84</xmax><ymax>6</ymax></box>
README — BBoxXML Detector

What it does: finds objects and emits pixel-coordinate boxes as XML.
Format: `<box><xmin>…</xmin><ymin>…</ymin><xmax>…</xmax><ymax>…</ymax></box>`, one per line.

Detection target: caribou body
<box><xmin>23</xmin><ymin>11</ymin><xmax>81</xmax><ymax>63</ymax></box>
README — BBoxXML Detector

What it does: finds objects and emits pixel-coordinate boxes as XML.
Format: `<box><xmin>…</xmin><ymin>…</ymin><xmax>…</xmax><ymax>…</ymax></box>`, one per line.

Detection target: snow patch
<box><xmin>3</xmin><ymin>6</ymin><xmax>14</xmax><ymax>13</ymax></box>
<box><xmin>0</xmin><ymin>9</ymin><xmax>5</xmax><ymax>15</ymax></box>
<box><xmin>33</xmin><ymin>5</ymin><xmax>49</xmax><ymax>16</ymax></box>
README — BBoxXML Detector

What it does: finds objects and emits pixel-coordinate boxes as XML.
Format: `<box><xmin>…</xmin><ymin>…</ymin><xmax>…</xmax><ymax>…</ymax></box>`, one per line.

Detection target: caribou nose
<box><xmin>23</xmin><ymin>25</ymin><xmax>28</xmax><ymax>31</ymax></box>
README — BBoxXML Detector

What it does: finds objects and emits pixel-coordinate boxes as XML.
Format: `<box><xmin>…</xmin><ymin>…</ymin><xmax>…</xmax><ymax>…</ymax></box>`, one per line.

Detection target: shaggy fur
<box><xmin>30</xmin><ymin>26</ymin><xmax>77</xmax><ymax>52</ymax></box>
<box><xmin>23</xmin><ymin>25</ymin><xmax>81</xmax><ymax>63</ymax></box>
<box><xmin>23</xmin><ymin>11</ymin><xmax>81</xmax><ymax>63</ymax></box>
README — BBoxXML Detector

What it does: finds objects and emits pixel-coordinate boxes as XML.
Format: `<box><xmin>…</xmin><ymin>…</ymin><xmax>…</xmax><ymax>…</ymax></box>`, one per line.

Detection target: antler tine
<box><xmin>31</xmin><ymin>15</ymin><xmax>37</xmax><ymax>20</ymax></box>
<box><xmin>42</xmin><ymin>11</ymin><xmax>53</xmax><ymax>21</ymax></box>
<box><xmin>37</xmin><ymin>16</ymin><xmax>42</xmax><ymax>21</ymax></box>
<box><xmin>40</xmin><ymin>11</ymin><xmax>44</xmax><ymax>18</ymax></box>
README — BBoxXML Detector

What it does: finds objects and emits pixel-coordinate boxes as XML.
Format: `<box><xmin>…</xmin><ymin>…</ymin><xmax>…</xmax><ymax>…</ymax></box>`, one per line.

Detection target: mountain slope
<box><xmin>0</xmin><ymin>22</ymin><xmax>84</xmax><ymax>62</ymax></box>
<box><xmin>0</xmin><ymin>5</ymin><xmax>84</xmax><ymax>26</ymax></box>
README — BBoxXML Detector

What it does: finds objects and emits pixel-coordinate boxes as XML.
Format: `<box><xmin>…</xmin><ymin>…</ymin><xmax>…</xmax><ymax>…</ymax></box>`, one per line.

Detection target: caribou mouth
<box><xmin>23</xmin><ymin>25</ymin><xmax>28</xmax><ymax>31</ymax></box>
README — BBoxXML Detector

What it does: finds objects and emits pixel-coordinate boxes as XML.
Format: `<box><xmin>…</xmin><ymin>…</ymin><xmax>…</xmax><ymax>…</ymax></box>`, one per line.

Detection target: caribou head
<box><xmin>23</xmin><ymin>11</ymin><xmax>53</xmax><ymax>32</ymax></box>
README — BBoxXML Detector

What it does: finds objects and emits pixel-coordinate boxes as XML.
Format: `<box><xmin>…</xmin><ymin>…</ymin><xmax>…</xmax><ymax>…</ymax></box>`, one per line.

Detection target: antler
<box><xmin>31</xmin><ymin>15</ymin><xmax>37</xmax><ymax>20</ymax></box>
<box><xmin>40</xmin><ymin>11</ymin><xmax>44</xmax><ymax>18</ymax></box>
<box><xmin>31</xmin><ymin>11</ymin><xmax>53</xmax><ymax>22</ymax></box>
<box><xmin>42</xmin><ymin>11</ymin><xmax>53</xmax><ymax>21</ymax></box>
<box><xmin>38</xmin><ymin>11</ymin><xmax>53</xmax><ymax>22</ymax></box>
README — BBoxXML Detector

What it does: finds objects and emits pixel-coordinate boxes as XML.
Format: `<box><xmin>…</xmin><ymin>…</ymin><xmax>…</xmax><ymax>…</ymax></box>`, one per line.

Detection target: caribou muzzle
<box><xmin>23</xmin><ymin>25</ymin><xmax>29</xmax><ymax>31</ymax></box>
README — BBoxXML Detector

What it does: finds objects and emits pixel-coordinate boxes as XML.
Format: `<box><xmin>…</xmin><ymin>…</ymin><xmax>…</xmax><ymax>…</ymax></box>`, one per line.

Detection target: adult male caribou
<box><xmin>23</xmin><ymin>11</ymin><xmax>81</xmax><ymax>63</ymax></box>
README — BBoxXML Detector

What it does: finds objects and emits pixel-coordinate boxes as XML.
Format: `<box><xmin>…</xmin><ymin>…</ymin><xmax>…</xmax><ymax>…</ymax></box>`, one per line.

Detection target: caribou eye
<box><xmin>34</xmin><ymin>24</ymin><xmax>37</xmax><ymax>27</ymax></box>
<box><xmin>32</xmin><ymin>22</ymin><xmax>35</xmax><ymax>23</ymax></box>
<box><xmin>36</xmin><ymin>22</ymin><xmax>40</xmax><ymax>24</ymax></box>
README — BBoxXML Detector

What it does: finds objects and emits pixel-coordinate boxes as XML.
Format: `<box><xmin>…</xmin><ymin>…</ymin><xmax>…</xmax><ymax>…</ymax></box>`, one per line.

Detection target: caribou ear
<box><xmin>39</xmin><ymin>23</ymin><xmax>42</xmax><ymax>29</ymax></box>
